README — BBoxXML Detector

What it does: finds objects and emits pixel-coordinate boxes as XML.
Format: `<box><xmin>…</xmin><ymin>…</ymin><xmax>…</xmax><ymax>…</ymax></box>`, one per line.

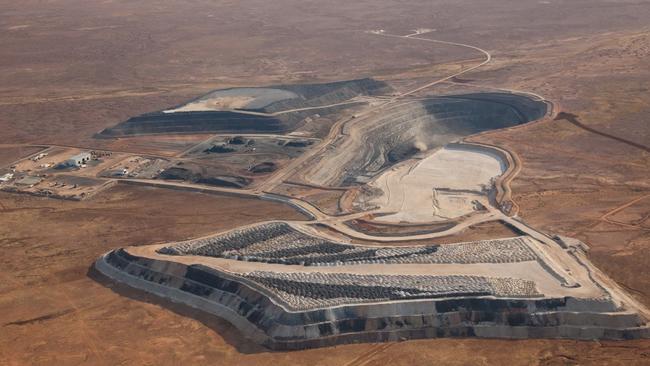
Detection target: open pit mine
<box><xmin>95</xmin><ymin>76</ymin><xmax>650</xmax><ymax>350</ymax></box>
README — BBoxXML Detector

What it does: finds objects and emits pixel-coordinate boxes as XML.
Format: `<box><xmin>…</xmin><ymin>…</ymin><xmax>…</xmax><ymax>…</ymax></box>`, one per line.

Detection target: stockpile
<box><xmin>158</xmin><ymin>223</ymin><xmax>537</xmax><ymax>265</ymax></box>
<box><xmin>244</xmin><ymin>271</ymin><xmax>541</xmax><ymax>310</ymax></box>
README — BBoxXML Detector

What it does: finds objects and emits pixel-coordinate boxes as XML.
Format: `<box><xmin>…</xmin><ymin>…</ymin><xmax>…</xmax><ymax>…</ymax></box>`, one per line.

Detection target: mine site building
<box><xmin>65</xmin><ymin>152</ymin><xmax>91</xmax><ymax>167</ymax></box>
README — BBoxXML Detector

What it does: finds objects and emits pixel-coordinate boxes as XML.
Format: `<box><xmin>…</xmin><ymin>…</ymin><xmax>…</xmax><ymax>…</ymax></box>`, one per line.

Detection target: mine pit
<box><xmin>360</xmin><ymin>144</ymin><xmax>507</xmax><ymax>224</ymax></box>
<box><xmin>298</xmin><ymin>92</ymin><xmax>547</xmax><ymax>187</ymax></box>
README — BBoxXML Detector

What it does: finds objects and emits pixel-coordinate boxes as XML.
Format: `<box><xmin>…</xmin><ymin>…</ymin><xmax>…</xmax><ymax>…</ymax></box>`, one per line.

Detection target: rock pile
<box><xmin>244</xmin><ymin>271</ymin><xmax>541</xmax><ymax>310</ymax></box>
<box><xmin>159</xmin><ymin>222</ymin><xmax>537</xmax><ymax>266</ymax></box>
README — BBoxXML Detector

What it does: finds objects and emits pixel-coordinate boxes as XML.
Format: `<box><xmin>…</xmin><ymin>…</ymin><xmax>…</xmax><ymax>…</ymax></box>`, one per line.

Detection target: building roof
<box><xmin>67</xmin><ymin>152</ymin><xmax>91</xmax><ymax>161</ymax></box>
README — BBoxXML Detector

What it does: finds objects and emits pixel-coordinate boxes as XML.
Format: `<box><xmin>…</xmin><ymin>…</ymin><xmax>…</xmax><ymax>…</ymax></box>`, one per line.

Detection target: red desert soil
<box><xmin>0</xmin><ymin>146</ymin><xmax>46</xmax><ymax>168</ymax></box>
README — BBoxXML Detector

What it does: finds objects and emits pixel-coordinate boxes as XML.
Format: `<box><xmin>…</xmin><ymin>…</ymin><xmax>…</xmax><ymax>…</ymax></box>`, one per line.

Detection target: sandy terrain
<box><xmin>0</xmin><ymin>145</ymin><xmax>45</xmax><ymax>168</ymax></box>
<box><xmin>103</xmin><ymin>134</ymin><xmax>211</xmax><ymax>157</ymax></box>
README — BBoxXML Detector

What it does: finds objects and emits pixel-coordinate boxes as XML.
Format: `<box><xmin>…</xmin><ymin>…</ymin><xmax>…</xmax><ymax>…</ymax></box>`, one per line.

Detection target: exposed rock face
<box><xmin>301</xmin><ymin>93</ymin><xmax>548</xmax><ymax>186</ymax></box>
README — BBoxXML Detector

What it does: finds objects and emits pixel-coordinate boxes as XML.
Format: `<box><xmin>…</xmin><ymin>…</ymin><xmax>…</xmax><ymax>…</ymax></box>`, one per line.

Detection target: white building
<box><xmin>65</xmin><ymin>152</ymin><xmax>92</xmax><ymax>167</ymax></box>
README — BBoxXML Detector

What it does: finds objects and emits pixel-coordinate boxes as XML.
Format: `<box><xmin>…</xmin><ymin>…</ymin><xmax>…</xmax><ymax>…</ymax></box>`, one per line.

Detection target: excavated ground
<box><xmin>357</xmin><ymin>144</ymin><xmax>506</xmax><ymax>223</ymax></box>
<box><xmin>299</xmin><ymin>92</ymin><xmax>547</xmax><ymax>186</ymax></box>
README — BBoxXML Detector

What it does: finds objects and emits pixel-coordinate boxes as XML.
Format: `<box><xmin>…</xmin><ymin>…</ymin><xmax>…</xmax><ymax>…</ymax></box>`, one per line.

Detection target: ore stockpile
<box><xmin>158</xmin><ymin>222</ymin><xmax>538</xmax><ymax>266</ymax></box>
<box><xmin>243</xmin><ymin>271</ymin><xmax>541</xmax><ymax>310</ymax></box>
<box><xmin>96</xmin><ymin>111</ymin><xmax>287</xmax><ymax>137</ymax></box>
<box><xmin>96</xmin><ymin>78</ymin><xmax>391</xmax><ymax>137</ymax></box>
<box><xmin>252</xmin><ymin>78</ymin><xmax>389</xmax><ymax>114</ymax></box>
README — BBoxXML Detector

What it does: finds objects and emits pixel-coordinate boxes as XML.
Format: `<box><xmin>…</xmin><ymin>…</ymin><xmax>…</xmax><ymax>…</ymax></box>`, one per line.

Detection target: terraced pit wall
<box><xmin>306</xmin><ymin>92</ymin><xmax>548</xmax><ymax>186</ymax></box>
<box><xmin>96</xmin><ymin>248</ymin><xmax>649</xmax><ymax>350</ymax></box>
